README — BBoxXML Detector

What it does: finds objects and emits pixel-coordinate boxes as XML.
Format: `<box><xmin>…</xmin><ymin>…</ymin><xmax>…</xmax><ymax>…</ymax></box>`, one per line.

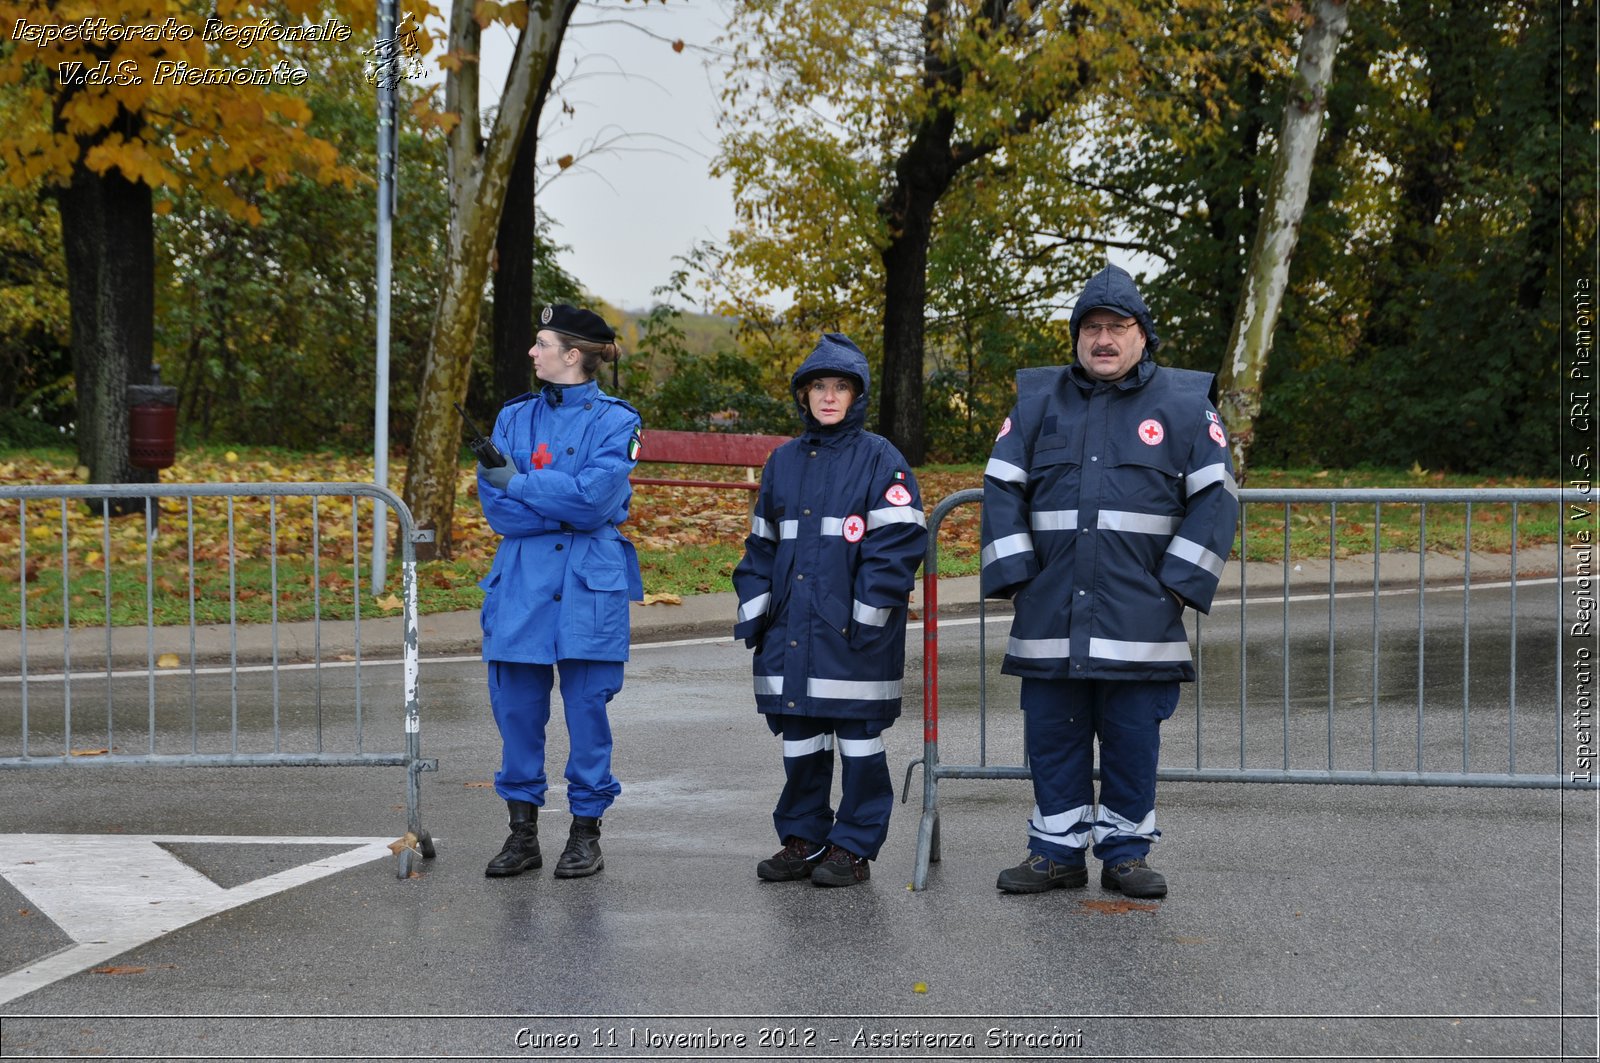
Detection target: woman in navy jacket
<box><xmin>733</xmin><ymin>333</ymin><xmax>927</xmax><ymax>887</ymax></box>
<box><xmin>475</xmin><ymin>304</ymin><xmax>643</xmax><ymax>881</ymax></box>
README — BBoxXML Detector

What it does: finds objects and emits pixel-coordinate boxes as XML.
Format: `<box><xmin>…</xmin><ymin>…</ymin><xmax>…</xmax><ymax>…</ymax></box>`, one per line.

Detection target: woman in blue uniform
<box><xmin>475</xmin><ymin>304</ymin><xmax>643</xmax><ymax>880</ymax></box>
<box><xmin>732</xmin><ymin>333</ymin><xmax>927</xmax><ymax>887</ymax></box>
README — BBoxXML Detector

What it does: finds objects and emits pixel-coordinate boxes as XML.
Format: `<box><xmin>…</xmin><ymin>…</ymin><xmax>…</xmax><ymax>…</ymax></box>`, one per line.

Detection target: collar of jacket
<box><xmin>801</xmin><ymin>420</ymin><xmax>864</xmax><ymax>447</ymax></box>
<box><xmin>541</xmin><ymin>379</ymin><xmax>599</xmax><ymax>407</ymax></box>
<box><xmin>1068</xmin><ymin>352</ymin><xmax>1157</xmax><ymax>392</ymax></box>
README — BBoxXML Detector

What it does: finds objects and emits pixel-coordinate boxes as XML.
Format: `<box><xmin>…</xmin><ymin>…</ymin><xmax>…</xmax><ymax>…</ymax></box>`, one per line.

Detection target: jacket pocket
<box><xmin>576</xmin><ymin>555</ymin><xmax>630</xmax><ymax>641</ymax></box>
<box><xmin>478</xmin><ymin>570</ymin><xmax>501</xmax><ymax>637</ymax></box>
<box><xmin>1031</xmin><ymin>440</ymin><xmax>1081</xmax><ymax>499</ymax></box>
<box><xmin>1032</xmin><ymin>437</ymin><xmax>1077</xmax><ymax>469</ymax></box>
<box><xmin>1107</xmin><ymin>432</ymin><xmax>1185</xmax><ymax>479</ymax></box>
<box><xmin>1106</xmin><ymin>445</ymin><xmax>1185</xmax><ymax>515</ymax></box>
<box><xmin>816</xmin><ymin>590</ymin><xmax>851</xmax><ymax>639</ymax></box>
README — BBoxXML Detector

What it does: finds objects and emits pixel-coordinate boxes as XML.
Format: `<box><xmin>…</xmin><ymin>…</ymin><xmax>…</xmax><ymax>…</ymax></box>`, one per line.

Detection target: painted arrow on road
<box><xmin>0</xmin><ymin>833</ymin><xmax>395</xmax><ymax>1007</ymax></box>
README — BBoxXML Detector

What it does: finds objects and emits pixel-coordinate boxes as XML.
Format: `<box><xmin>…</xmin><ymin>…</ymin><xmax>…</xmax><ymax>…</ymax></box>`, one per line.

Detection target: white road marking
<box><xmin>0</xmin><ymin>833</ymin><xmax>394</xmax><ymax>1006</ymax></box>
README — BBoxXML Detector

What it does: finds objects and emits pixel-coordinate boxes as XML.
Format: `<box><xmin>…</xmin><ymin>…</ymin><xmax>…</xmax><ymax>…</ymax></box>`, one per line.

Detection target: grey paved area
<box><xmin>0</xmin><ymin>547</ymin><xmax>1595</xmax><ymax>1061</ymax></box>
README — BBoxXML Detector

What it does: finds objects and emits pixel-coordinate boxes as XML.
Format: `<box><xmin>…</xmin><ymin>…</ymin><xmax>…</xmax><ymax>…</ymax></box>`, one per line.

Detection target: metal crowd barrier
<box><xmin>905</xmin><ymin>487</ymin><xmax>1589</xmax><ymax>891</ymax></box>
<box><xmin>0</xmin><ymin>482</ymin><xmax>437</xmax><ymax>878</ymax></box>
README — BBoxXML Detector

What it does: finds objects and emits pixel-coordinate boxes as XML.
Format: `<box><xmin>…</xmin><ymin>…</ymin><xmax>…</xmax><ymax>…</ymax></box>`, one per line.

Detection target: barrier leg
<box><xmin>397</xmin><ymin>549</ymin><xmax>438</xmax><ymax>877</ymax></box>
<box><xmin>913</xmin><ymin>805</ymin><xmax>939</xmax><ymax>891</ymax></box>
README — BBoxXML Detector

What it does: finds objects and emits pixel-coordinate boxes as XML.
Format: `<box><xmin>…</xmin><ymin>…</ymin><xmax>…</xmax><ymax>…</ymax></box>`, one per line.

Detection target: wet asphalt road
<box><xmin>0</xmin><ymin>582</ymin><xmax>1595</xmax><ymax>1061</ymax></box>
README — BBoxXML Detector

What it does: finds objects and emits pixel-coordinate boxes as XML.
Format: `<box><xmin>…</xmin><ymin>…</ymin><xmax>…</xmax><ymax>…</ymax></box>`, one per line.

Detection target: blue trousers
<box><xmin>1021</xmin><ymin>677</ymin><xmax>1179</xmax><ymax>867</ymax></box>
<box><xmin>489</xmin><ymin>660</ymin><xmax>623</xmax><ymax>818</ymax></box>
<box><xmin>767</xmin><ymin>715</ymin><xmax>894</xmax><ymax>861</ymax></box>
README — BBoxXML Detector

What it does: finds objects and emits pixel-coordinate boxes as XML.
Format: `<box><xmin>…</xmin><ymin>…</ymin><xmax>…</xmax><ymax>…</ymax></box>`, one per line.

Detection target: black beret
<box><xmin>539</xmin><ymin>304</ymin><xmax>615</xmax><ymax>344</ymax></box>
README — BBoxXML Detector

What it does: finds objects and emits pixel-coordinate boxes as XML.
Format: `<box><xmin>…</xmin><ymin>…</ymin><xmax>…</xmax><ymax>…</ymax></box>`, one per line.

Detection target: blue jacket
<box><xmin>477</xmin><ymin>379</ymin><xmax>644</xmax><ymax>664</ymax></box>
<box><xmin>980</xmin><ymin>351</ymin><xmax>1239</xmax><ymax>682</ymax></box>
<box><xmin>732</xmin><ymin>335</ymin><xmax>928</xmax><ymax>720</ymax></box>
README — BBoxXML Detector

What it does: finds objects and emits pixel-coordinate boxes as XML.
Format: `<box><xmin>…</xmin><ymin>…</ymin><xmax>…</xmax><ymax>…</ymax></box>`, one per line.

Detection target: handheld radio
<box><xmin>454</xmin><ymin>403</ymin><xmax>508</xmax><ymax>468</ymax></box>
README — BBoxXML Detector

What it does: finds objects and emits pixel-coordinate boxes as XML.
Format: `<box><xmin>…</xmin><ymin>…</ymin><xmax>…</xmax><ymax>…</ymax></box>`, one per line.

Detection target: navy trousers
<box><xmin>1020</xmin><ymin>677</ymin><xmax>1179</xmax><ymax>867</ymax></box>
<box><xmin>767</xmin><ymin>714</ymin><xmax>894</xmax><ymax>860</ymax></box>
<box><xmin>489</xmin><ymin>659</ymin><xmax>623</xmax><ymax>818</ymax></box>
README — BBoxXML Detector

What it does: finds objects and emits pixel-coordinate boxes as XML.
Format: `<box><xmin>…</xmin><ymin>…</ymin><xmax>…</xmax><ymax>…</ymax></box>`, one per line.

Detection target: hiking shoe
<box><xmin>996</xmin><ymin>853</ymin><xmax>1088</xmax><ymax>893</ymax></box>
<box><xmin>1101</xmin><ymin>857</ymin><xmax>1167</xmax><ymax>898</ymax></box>
<box><xmin>810</xmin><ymin>845</ymin><xmax>870</xmax><ymax>887</ymax></box>
<box><xmin>757</xmin><ymin>836</ymin><xmax>827</xmax><ymax>882</ymax></box>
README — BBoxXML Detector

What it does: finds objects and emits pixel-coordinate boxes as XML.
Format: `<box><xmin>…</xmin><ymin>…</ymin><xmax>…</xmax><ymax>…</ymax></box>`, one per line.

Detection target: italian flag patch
<box><xmin>628</xmin><ymin>431</ymin><xmax>642</xmax><ymax>461</ymax></box>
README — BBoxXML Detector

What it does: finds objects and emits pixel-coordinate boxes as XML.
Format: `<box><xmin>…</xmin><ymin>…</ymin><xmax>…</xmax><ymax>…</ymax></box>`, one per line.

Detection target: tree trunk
<box><xmin>878</xmin><ymin>107</ymin><xmax>957</xmax><ymax>465</ymax></box>
<box><xmin>874</xmin><ymin>0</ymin><xmax>963</xmax><ymax>465</ymax></box>
<box><xmin>403</xmin><ymin>0</ymin><xmax>578</xmax><ymax>560</ymax></box>
<box><xmin>492</xmin><ymin>126</ymin><xmax>537</xmax><ymax>411</ymax></box>
<box><xmin>491</xmin><ymin>15</ymin><xmax>568</xmax><ymax>414</ymax></box>
<box><xmin>873</xmin><ymin>0</ymin><xmax>1084</xmax><ymax>464</ymax></box>
<box><xmin>879</xmin><ymin>210</ymin><xmax>936</xmax><ymax>465</ymax></box>
<box><xmin>1215</xmin><ymin>0</ymin><xmax>1349</xmax><ymax>479</ymax></box>
<box><xmin>55</xmin><ymin>159</ymin><xmax>156</xmax><ymax>513</ymax></box>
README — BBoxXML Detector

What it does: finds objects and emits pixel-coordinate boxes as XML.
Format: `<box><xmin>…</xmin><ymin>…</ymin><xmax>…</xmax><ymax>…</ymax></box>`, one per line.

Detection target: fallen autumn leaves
<box><xmin>0</xmin><ymin>449</ymin><xmax>984</xmax><ymax>629</ymax></box>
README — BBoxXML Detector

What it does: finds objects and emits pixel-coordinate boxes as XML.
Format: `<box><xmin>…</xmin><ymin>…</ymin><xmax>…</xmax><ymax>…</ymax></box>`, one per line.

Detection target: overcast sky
<box><xmin>427</xmin><ymin>1</ymin><xmax>736</xmax><ymax>313</ymax></box>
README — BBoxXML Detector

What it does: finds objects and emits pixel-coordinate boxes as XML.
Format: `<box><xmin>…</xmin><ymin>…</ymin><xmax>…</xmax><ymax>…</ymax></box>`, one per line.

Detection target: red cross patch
<box><xmin>885</xmin><ymin>484</ymin><xmax>913</xmax><ymax>507</ymax></box>
<box><xmin>1209</xmin><ymin>423</ymin><xmax>1227</xmax><ymax>447</ymax></box>
<box><xmin>1138</xmin><ymin>419</ymin><xmax>1165</xmax><ymax>446</ymax></box>
<box><xmin>842</xmin><ymin>514</ymin><xmax>865</xmax><ymax>542</ymax></box>
<box><xmin>531</xmin><ymin>442</ymin><xmax>555</xmax><ymax>469</ymax></box>
<box><xmin>996</xmin><ymin>416</ymin><xmax>1012</xmax><ymax>440</ymax></box>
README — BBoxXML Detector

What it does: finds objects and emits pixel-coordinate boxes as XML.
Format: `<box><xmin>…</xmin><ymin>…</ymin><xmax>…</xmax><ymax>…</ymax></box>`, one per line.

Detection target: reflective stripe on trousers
<box><xmin>1018</xmin><ymin>677</ymin><xmax>1177</xmax><ymax>865</ymax></box>
<box><xmin>765</xmin><ymin>714</ymin><xmax>894</xmax><ymax>861</ymax></box>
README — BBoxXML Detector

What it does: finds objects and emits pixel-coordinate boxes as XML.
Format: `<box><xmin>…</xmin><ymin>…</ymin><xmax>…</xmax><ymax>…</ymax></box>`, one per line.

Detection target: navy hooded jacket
<box><xmin>980</xmin><ymin>267</ymin><xmax>1239</xmax><ymax>681</ymax></box>
<box><xmin>732</xmin><ymin>334</ymin><xmax>928</xmax><ymax>720</ymax></box>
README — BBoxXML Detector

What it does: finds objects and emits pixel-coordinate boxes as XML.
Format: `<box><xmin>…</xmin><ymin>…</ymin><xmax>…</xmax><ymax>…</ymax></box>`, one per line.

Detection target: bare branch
<box><xmin>1023</xmin><ymin>231</ymin><xmax>1167</xmax><ymax>258</ymax></box>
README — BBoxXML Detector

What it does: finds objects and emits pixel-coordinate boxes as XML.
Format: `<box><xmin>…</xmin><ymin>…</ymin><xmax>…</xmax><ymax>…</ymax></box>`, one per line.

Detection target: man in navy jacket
<box><xmin>980</xmin><ymin>266</ymin><xmax>1239</xmax><ymax>898</ymax></box>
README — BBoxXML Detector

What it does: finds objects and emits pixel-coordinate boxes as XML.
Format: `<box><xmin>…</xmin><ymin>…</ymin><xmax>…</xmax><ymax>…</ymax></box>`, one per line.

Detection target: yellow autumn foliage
<box><xmin>0</xmin><ymin>0</ymin><xmax>440</xmax><ymax>214</ymax></box>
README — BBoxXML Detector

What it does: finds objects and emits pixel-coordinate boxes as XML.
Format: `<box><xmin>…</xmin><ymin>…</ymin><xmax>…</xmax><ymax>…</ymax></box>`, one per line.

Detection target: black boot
<box><xmin>485</xmin><ymin>800</ymin><xmax>542</xmax><ymax>877</ymax></box>
<box><xmin>554</xmin><ymin>815</ymin><xmax>603</xmax><ymax>878</ymax></box>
